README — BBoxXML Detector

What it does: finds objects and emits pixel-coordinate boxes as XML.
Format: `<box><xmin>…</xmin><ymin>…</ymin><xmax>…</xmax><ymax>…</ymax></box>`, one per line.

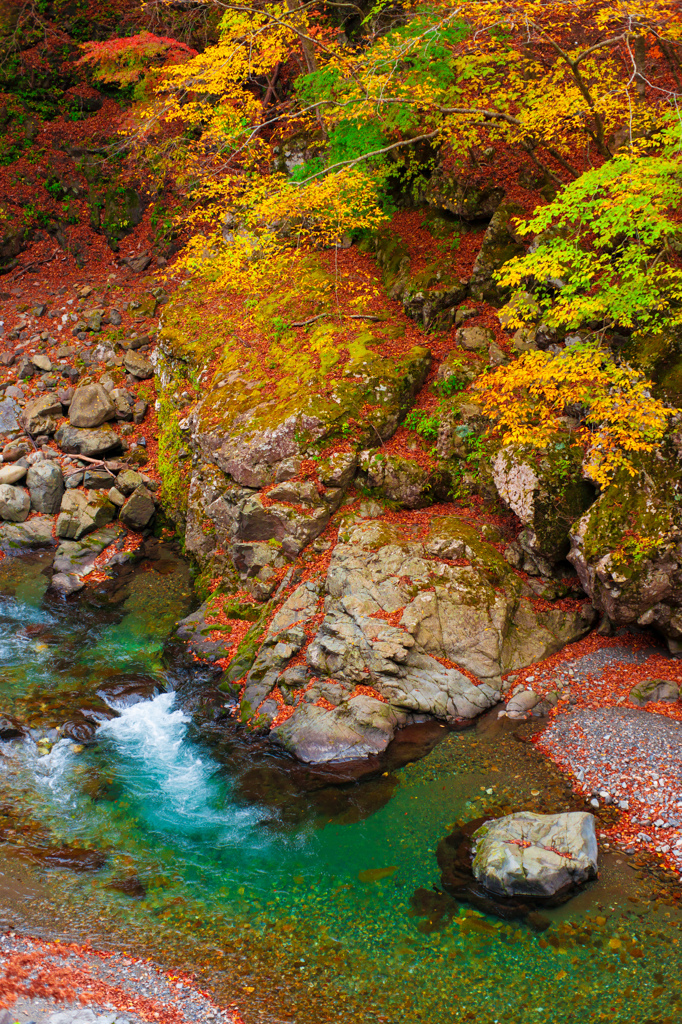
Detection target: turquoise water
<box><xmin>0</xmin><ymin>551</ymin><xmax>681</xmax><ymax>1024</ymax></box>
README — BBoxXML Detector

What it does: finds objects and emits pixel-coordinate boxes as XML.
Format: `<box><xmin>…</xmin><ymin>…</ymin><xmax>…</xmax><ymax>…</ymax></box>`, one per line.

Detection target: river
<box><xmin>0</xmin><ymin>548</ymin><xmax>680</xmax><ymax>1024</ymax></box>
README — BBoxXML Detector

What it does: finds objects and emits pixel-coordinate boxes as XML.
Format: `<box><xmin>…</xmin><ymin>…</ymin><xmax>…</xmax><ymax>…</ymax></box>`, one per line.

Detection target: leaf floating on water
<box><xmin>358</xmin><ymin>866</ymin><xmax>398</xmax><ymax>883</ymax></box>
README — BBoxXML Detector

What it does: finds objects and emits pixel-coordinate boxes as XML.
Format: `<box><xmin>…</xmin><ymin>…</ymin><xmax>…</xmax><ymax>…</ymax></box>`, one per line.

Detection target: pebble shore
<box><xmin>0</xmin><ymin>936</ymin><xmax>242</xmax><ymax>1024</ymax></box>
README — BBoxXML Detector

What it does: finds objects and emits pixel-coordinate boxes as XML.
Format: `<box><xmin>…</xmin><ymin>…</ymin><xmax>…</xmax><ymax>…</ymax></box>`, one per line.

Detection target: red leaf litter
<box><xmin>0</xmin><ymin>936</ymin><xmax>244</xmax><ymax>1023</ymax></box>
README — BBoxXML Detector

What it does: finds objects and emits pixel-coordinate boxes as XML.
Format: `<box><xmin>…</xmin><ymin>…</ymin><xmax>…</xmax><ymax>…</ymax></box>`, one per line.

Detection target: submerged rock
<box><xmin>471</xmin><ymin>811</ymin><xmax>598</xmax><ymax>898</ymax></box>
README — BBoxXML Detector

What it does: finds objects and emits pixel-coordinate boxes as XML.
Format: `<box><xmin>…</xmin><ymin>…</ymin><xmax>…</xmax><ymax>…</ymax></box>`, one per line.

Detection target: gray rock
<box><xmin>119</xmin><ymin>485</ymin><xmax>155</xmax><ymax>530</ymax></box>
<box><xmin>22</xmin><ymin>393</ymin><xmax>62</xmax><ymax>436</ymax></box>
<box><xmin>133</xmin><ymin>399</ymin><xmax>148</xmax><ymax>424</ymax></box>
<box><xmin>116</xmin><ymin>468</ymin><xmax>143</xmax><ymax>495</ymax></box>
<box><xmin>472</xmin><ymin>811</ymin><xmax>598</xmax><ymax>898</ymax></box>
<box><xmin>83</xmin><ymin>467</ymin><xmax>115</xmax><ymax>489</ymax></box>
<box><xmin>0</xmin><ymin>397</ymin><xmax>21</xmax><ymax>439</ymax></box>
<box><xmin>0</xmin><ymin>483</ymin><xmax>29</xmax><ymax>522</ymax></box>
<box><xmin>56</xmin><ymin>489</ymin><xmax>116</xmax><ymax>540</ymax></box>
<box><xmin>358</xmin><ymin>449</ymin><xmax>449</xmax><ymax>510</ymax></box>
<box><xmin>274</xmin><ymin>695</ymin><xmax>409</xmax><ymax>763</ymax></box>
<box><xmin>69</xmin><ymin>383</ymin><xmax>116</xmax><ymax>428</ymax></box>
<box><xmin>107</xmin><ymin>486</ymin><xmax>126</xmax><ymax>507</ymax></box>
<box><xmin>0</xmin><ymin>515</ymin><xmax>55</xmax><ymax>550</ymax></box>
<box><xmin>55</xmin><ymin>423</ymin><xmax>122</xmax><ymax>458</ymax></box>
<box><xmin>506</xmin><ymin>688</ymin><xmax>539</xmax><ymax>717</ymax></box>
<box><xmin>124</xmin><ymin>350</ymin><xmax>154</xmax><ymax>379</ymax></box>
<box><xmin>1</xmin><ymin>440</ymin><xmax>30</xmax><ymax>462</ymax></box>
<box><xmin>493</xmin><ymin>445</ymin><xmax>594</xmax><ymax>566</ymax></box>
<box><xmin>51</xmin><ymin>524</ymin><xmax>124</xmax><ymax>591</ymax></box>
<box><xmin>31</xmin><ymin>352</ymin><xmax>52</xmax><ymax>372</ymax></box>
<box><xmin>27</xmin><ymin>461</ymin><xmax>64</xmax><ymax>514</ymax></box>
<box><xmin>629</xmin><ymin>678</ymin><xmax>679</xmax><ymax>706</ymax></box>
<box><xmin>457</xmin><ymin>325</ymin><xmax>494</xmax><ymax>350</ymax></box>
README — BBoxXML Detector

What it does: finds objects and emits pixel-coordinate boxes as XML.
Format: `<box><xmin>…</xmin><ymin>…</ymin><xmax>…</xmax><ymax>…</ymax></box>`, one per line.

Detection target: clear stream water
<box><xmin>0</xmin><ymin>549</ymin><xmax>681</xmax><ymax>1024</ymax></box>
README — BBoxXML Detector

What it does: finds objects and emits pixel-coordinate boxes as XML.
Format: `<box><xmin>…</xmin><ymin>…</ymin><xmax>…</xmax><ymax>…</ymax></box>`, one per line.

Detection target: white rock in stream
<box><xmin>471</xmin><ymin>811</ymin><xmax>598</xmax><ymax>898</ymax></box>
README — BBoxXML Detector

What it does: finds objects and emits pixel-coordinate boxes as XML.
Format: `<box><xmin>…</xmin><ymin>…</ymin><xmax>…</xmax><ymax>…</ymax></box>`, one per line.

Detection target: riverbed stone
<box><xmin>472</xmin><ymin>811</ymin><xmax>598</xmax><ymax>898</ymax></box>
<box><xmin>0</xmin><ymin>483</ymin><xmax>29</xmax><ymax>522</ymax></box>
<box><xmin>51</xmin><ymin>523</ymin><xmax>125</xmax><ymax>592</ymax></box>
<box><xmin>68</xmin><ymin>383</ymin><xmax>116</xmax><ymax>428</ymax></box>
<box><xmin>27</xmin><ymin>461</ymin><xmax>64</xmax><ymax>514</ymax></box>
<box><xmin>55</xmin><ymin>423</ymin><xmax>122</xmax><ymax>458</ymax></box>
<box><xmin>56</xmin><ymin>489</ymin><xmax>116</xmax><ymax>540</ymax></box>
<box><xmin>0</xmin><ymin>515</ymin><xmax>55</xmax><ymax>550</ymax></box>
<box><xmin>629</xmin><ymin>678</ymin><xmax>679</xmax><ymax>706</ymax></box>
<box><xmin>0</xmin><ymin>396</ymin><xmax>20</xmax><ymax>439</ymax></box>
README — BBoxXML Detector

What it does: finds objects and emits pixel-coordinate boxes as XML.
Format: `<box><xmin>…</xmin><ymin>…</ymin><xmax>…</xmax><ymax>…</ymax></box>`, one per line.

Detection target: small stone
<box><xmin>116</xmin><ymin>468</ymin><xmax>143</xmax><ymax>495</ymax></box>
<box><xmin>55</xmin><ymin>423</ymin><xmax>121</xmax><ymax>458</ymax></box>
<box><xmin>107</xmin><ymin>486</ymin><xmax>126</xmax><ymax>507</ymax></box>
<box><xmin>0</xmin><ymin>464</ymin><xmax>26</xmax><ymax>484</ymax></box>
<box><xmin>457</xmin><ymin>325</ymin><xmax>494</xmax><ymax>350</ymax></box>
<box><xmin>133</xmin><ymin>399</ymin><xmax>148</xmax><ymax>423</ymax></box>
<box><xmin>109</xmin><ymin>308</ymin><xmax>122</xmax><ymax>326</ymax></box>
<box><xmin>31</xmin><ymin>352</ymin><xmax>52</xmax><ymax>372</ymax></box>
<box><xmin>22</xmin><ymin>393</ymin><xmax>62</xmax><ymax>435</ymax></box>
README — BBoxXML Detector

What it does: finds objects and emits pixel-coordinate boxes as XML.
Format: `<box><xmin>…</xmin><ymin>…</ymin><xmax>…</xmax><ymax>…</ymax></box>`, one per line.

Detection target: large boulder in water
<box><xmin>471</xmin><ymin>811</ymin><xmax>598</xmax><ymax>898</ymax></box>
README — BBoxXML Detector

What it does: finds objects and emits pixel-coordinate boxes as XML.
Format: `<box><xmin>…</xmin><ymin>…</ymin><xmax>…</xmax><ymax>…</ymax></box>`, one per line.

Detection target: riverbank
<box><xmin>0</xmin><ymin>934</ymin><xmax>242</xmax><ymax>1024</ymax></box>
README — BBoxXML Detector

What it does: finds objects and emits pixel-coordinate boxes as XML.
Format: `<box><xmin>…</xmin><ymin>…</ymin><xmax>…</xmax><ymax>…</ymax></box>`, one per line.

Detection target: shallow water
<box><xmin>0</xmin><ymin>552</ymin><xmax>682</xmax><ymax>1024</ymax></box>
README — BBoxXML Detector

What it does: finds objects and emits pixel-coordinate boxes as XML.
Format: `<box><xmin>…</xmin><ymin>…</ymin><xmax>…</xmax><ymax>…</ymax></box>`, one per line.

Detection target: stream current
<box><xmin>0</xmin><ymin>548</ymin><xmax>681</xmax><ymax>1023</ymax></box>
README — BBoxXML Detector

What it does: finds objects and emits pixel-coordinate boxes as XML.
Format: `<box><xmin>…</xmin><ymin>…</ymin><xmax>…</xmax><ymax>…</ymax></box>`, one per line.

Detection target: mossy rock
<box><xmin>620</xmin><ymin>329</ymin><xmax>682</xmax><ymax>404</ymax></box>
<box><xmin>568</xmin><ymin>446</ymin><xmax>682</xmax><ymax>646</ymax></box>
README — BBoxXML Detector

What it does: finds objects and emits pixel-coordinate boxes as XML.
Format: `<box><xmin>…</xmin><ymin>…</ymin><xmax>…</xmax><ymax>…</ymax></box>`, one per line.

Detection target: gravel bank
<box><xmin>0</xmin><ymin>936</ymin><xmax>243</xmax><ymax>1024</ymax></box>
<box><xmin>540</xmin><ymin>707</ymin><xmax>682</xmax><ymax>865</ymax></box>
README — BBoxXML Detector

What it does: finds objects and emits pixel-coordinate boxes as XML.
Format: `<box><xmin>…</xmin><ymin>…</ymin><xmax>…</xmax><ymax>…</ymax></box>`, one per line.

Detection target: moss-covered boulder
<box><xmin>568</xmin><ymin>443</ymin><xmax>682</xmax><ymax>650</ymax></box>
<box><xmin>357</xmin><ymin>449</ymin><xmax>450</xmax><ymax>509</ymax></box>
<box><xmin>492</xmin><ymin>444</ymin><xmax>595</xmax><ymax>570</ymax></box>
<box><xmin>469</xmin><ymin>202</ymin><xmax>526</xmax><ymax>305</ymax></box>
<box><xmin>156</xmin><ymin>260</ymin><xmax>430</xmax><ymax>577</ymax></box>
<box><xmin>372</xmin><ymin>226</ymin><xmax>467</xmax><ymax>330</ymax></box>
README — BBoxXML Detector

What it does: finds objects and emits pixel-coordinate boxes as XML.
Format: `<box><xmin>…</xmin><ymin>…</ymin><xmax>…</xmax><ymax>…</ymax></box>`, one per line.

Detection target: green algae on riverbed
<box><xmin>0</xmin><ymin>555</ymin><xmax>681</xmax><ymax>1024</ymax></box>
